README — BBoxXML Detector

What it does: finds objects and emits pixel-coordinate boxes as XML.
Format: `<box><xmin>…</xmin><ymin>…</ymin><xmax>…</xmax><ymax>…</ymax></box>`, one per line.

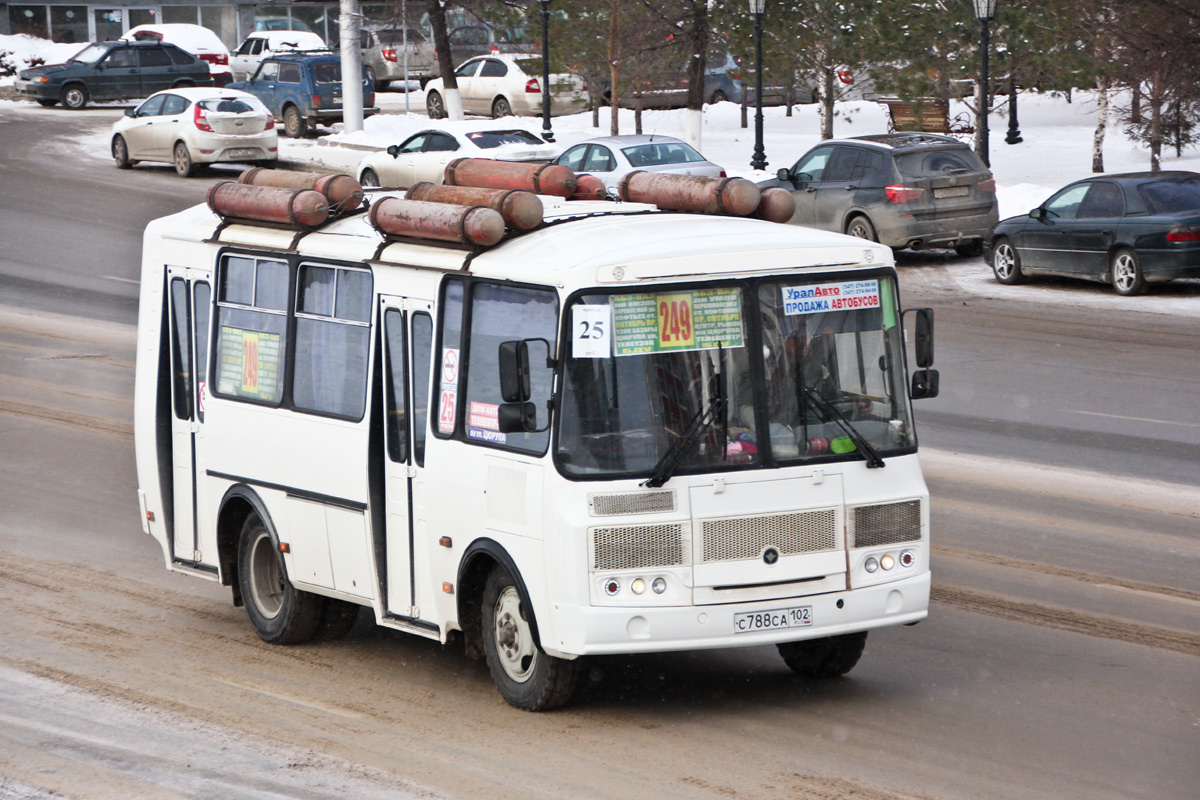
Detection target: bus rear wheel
<box><xmin>482</xmin><ymin>566</ymin><xmax>580</xmax><ymax>711</ymax></box>
<box><xmin>238</xmin><ymin>514</ymin><xmax>322</xmax><ymax>645</ymax></box>
<box><xmin>777</xmin><ymin>631</ymin><xmax>868</xmax><ymax>678</ymax></box>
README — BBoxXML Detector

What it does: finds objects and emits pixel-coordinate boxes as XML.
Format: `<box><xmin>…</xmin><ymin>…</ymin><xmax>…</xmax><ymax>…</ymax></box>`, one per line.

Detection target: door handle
<box><xmin>844</xmin><ymin>184</ymin><xmax>857</xmax><ymax>190</ymax></box>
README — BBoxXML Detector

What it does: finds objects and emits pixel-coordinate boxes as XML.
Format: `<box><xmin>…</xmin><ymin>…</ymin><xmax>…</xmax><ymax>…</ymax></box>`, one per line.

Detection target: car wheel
<box><xmin>709</xmin><ymin>89</ymin><xmax>728</xmax><ymax>104</ymax></box>
<box><xmin>991</xmin><ymin>237</ymin><xmax>1025</xmax><ymax>285</ymax></box>
<box><xmin>171</xmin><ymin>80</ymin><xmax>195</xmax><ymax>89</ymax></box>
<box><xmin>426</xmin><ymin>91</ymin><xmax>446</xmax><ymax>119</ymax></box>
<box><xmin>36</xmin><ymin>98</ymin><xmax>57</xmax><ymax>107</ymax></box>
<box><xmin>845</xmin><ymin>215</ymin><xmax>877</xmax><ymax>242</ymax></box>
<box><xmin>59</xmin><ymin>84</ymin><xmax>88</xmax><ymax>110</ymax></box>
<box><xmin>954</xmin><ymin>239</ymin><xmax>984</xmax><ymax>258</ymax></box>
<box><xmin>173</xmin><ymin>141</ymin><xmax>196</xmax><ymax>178</ymax></box>
<box><xmin>283</xmin><ymin>106</ymin><xmax>307</xmax><ymax>138</ymax></box>
<box><xmin>366</xmin><ymin>66</ymin><xmax>378</xmax><ymax>90</ymax></box>
<box><xmin>112</xmin><ymin>135</ymin><xmax>132</xmax><ymax>169</ymax></box>
<box><xmin>1111</xmin><ymin>247</ymin><xmax>1146</xmax><ymax>296</ymax></box>
<box><xmin>481</xmin><ymin>565</ymin><xmax>580</xmax><ymax>711</ymax></box>
<box><xmin>360</xmin><ymin>168</ymin><xmax>381</xmax><ymax>188</ymax></box>
<box><xmin>237</xmin><ymin>513</ymin><xmax>322</xmax><ymax>645</ymax></box>
<box><xmin>491</xmin><ymin>96</ymin><xmax>513</xmax><ymax>119</ymax></box>
<box><xmin>777</xmin><ymin>632</ymin><xmax>868</xmax><ymax>678</ymax></box>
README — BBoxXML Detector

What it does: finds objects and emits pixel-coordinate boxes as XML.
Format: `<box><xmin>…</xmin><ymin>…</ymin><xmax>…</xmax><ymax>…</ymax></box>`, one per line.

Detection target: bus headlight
<box><xmin>652</xmin><ymin>577</ymin><xmax>667</xmax><ymax>594</ymax></box>
<box><xmin>864</xmin><ymin>557</ymin><xmax>879</xmax><ymax>573</ymax></box>
<box><xmin>604</xmin><ymin>579</ymin><xmax>620</xmax><ymax>596</ymax></box>
<box><xmin>631</xmin><ymin>578</ymin><xmax>646</xmax><ymax>595</ymax></box>
<box><xmin>899</xmin><ymin>550</ymin><xmax>915</xmax><ymax>568</ymax></box>
<box><xmin>880</xmin><ymin>554</ymin><xmax>895</xmax><ymax>570</ymax></box>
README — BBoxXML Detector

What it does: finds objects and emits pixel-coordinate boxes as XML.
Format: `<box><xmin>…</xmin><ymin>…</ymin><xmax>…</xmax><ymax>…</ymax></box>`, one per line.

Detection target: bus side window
<box><xmin>293</xmin><ymin>264</ymin><xmax>373</xmax><ymax>419</ymax></box>
<box><xmin>194</xmin><ymin>282</ymin><xmax>210</xmax><ymax>422</ymax></box>
<box><xmin>213</xmin><ymin>256</ymin><xmax>289</xmax><ymax>405</ymax></box>
<box><xmin>383</xmin><ymin>308</ymin><xmax>409</xmax><ymax>463</ymax></box>
<box><xmin>169</xmin><ymin>278</ymin><xmax>193</xmax><ymax>420</ymax></box>
<box><xmin>411</xmin><ymin>312</ymin><xmax>433</xmax><ymax>466</ymax></box>
<box><xmin>435</xmin><ymin>279</ymin><xmax>464</xmax><ymax>437</ymax></box>
<box><xmin>464</xmin><ymin>282</ymin><xmax>557</xmax><ymax>454</ymax></box>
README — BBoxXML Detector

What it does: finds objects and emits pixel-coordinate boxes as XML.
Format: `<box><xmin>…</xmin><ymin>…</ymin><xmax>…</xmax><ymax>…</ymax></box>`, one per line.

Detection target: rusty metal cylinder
<box><xmin>369</xmin><ymin>197</ymin><xmax>506</xmax><ymax>246</ymax></box>
<box><xmin>443</xmin><ymin>158</ymin><xmax>577</xmax><ymax>198</ymax></box>
<box><xmin>405</xmin><ymin>182</ymin><xmax>543</xmax><ymax>230</ymax></box>
<box><xmin>617</xmin><ymin>171</ymin><xmax>761</xmax><ymax>216</ymax></box>
<box><xmin>238</xmin><ymin>168</ymin><xmax>363</xmax><ymax>211</ymax></box>
<box><xmin>571</xmin><ymin>173</ymin><xmax>608</xmax><ymax>201</ymax></box>
<box><xmin>207</xmin><ymin>182</ymin><xmax>330</xmax><ymax>228</ymax></box>
<box><xmin>753</xmin><ymin>187</ymin><xmax>797</xmax><ymax>223</ymax></box>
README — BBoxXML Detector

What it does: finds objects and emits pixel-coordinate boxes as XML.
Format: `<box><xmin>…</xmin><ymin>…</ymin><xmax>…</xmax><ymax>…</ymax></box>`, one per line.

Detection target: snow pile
<box><xmin>0</xmin><ymin>33</ymin><xmax>83</xmax><ymax>76</ymax></box>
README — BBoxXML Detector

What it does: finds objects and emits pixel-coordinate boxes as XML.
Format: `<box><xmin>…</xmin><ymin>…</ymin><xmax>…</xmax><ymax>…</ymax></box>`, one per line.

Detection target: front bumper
<box><xmin>14</xmin><ymin>79</ymin><xmax>57</xmax><ymax>102</ymax></box>
<box><xmin>543</xmin><ymin>570</ymin><xmax>930</xmax><ymax>658</ymax></box>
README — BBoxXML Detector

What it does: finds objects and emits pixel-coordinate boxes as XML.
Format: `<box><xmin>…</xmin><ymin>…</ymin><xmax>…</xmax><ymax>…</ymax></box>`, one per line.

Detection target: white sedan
<box><xmin>111</xmin><ymin>87</ymin><xmax>278</xmax><ymax>177</ymax></box>
<box><xmin>553</xmin><ymin>134</ymin><xmax>726</xmax><ymax>196</ymax></box>
<box><xmin>424</xmin><ymin>54</ymin><xmax>589</xmax><ymax>119</ymax></box>
<box><xmin>357</xmin><ymin>127</ymin><xmax>560</xmax><ymax>189</ymax></box>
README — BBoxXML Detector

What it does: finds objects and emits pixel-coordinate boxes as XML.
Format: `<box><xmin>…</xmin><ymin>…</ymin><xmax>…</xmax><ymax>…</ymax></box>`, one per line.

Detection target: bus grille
<box><xmin>590</xmin><ymin>523</ymin><xmax>688</xmax><ymax>570</ymax></box>
<box><xmin>849</xmin><ymin>500</ymin><xmax>922</xmax><ymax>548</ymax></box>
<box><xmin>698</xmin><ymin>509</ymin><xmax>839</xmax><ymax>563</ymax></box>
<box><xmin>589</xmin><ymin>490</ymin><xmax>676</xmax><ymax>516</ymax></box>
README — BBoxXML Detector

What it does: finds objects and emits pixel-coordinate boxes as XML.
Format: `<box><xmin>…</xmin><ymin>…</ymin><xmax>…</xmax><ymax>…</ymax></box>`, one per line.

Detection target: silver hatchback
<box><xmin>765</xmin><ymin>133</ymin><xmax>998</xmax><ymax>256</ymax></box>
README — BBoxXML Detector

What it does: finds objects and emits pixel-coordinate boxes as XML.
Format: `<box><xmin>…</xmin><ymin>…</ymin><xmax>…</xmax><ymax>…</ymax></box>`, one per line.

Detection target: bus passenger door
<box><xmin>380</xmin><ymin>298</ymin><xmax>435</xmax><ymax>619</ymax></box>
<box><xmin>166</xmin><ymin>268</ymin><xmax>212</xmax><ymax>565</ymax></box>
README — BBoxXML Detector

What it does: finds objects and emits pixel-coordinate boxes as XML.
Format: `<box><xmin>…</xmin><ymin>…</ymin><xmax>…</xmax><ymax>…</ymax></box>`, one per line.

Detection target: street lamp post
<box><xmin>973</xmin><ymin>0</ymin><xmax>997</xmax><ymax>166</ymax></box>
<box><xmin>749</xmin><ymin>0</ymin><xmax>767</xmax><ymax>171</ymax></box>
<box><xmin>540</xmin><ymin>0</ymin><xmax>554</xmax><ymax>142</ymax></box>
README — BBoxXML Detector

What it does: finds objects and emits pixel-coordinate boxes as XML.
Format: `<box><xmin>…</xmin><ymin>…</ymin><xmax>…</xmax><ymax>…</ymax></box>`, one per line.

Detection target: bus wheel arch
<box><xmin>457</xmin><ymin>539</ymin><xmax>534</xmax><ymax>660</ymax></box>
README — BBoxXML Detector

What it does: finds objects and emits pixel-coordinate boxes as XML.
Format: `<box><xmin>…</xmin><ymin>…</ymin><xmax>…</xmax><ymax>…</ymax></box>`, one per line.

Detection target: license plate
<box><xmin>935</xmin><ymin>186</ymin><xmax>970</xmax><ymax>198</ymax></box>
<box><xmin>226</xmin><ymin>148</ymin><xmax>257</xmax><ymax>159</ymax></box>
<box><xmin>332</xmin><ymin>94</ymin><xmax>342</xmax><ymax>106</ymax></box>
<box><xmin>733</xmin><ymin>605</ymin><xmax>813</xmax><ymax>633</ymax></box>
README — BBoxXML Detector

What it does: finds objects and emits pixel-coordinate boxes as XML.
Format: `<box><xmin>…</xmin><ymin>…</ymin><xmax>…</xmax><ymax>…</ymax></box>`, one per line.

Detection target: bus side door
<box><xmin>166</xmin><ymin>267</ymin><xmax>212</xmax><ymax>566</ymax></box>
<box><xmin>380</xmin><ymin>298</ymin><xmax>435</xmax><ymax>619</ymax></box>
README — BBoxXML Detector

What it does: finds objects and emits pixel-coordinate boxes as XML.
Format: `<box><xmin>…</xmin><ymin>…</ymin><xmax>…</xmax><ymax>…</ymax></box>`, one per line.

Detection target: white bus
<box><xmin>134</xmin><ymin>173</ymin><xmax>939</xmax><ymax>710</ymax></box>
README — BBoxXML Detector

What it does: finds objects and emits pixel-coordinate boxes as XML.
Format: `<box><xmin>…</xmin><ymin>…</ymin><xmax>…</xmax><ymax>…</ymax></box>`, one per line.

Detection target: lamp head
<box><xmin>972</xmin><ymin>0</ymin><xmax>997</xmax><ymax>20</ymax></box>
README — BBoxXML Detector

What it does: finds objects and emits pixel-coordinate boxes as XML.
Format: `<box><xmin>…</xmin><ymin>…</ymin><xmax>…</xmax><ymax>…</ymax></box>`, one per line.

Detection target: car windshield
<box><xmin>1139</xmin><ymin>178</ymin><xmax>1200</xmax><ymax>214</ymax></box>
<box><xmin>312</xmin><ymin>61</ymin><xmax>341</xmax><ymax>83</ymax></box>
<box><xmin>557</xmin><ymin>275</ymin><xmax>916</xmax><ymax>479</ymax></box>
<box><xmin>466</xmin><ymin>130</ymin><xmax>543</xmax><ymax>148</ymax></box>
<box><xmin>894</xmin><ymin>148</ymin><xmax>986</xmax><ymax>177</ymax></box>
<box><xmin>621</xmin><ymin>141</ymin><xmax>706</xmax><ymax>167</ymax></box>
<box><xmin>69</xmin><ymin>43</ymin><xmax>109</xmax><ymax>65</ymax></box>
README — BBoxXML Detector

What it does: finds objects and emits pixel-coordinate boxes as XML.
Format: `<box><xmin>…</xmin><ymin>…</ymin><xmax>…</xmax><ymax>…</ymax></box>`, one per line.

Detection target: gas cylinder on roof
<box><xmin>443</xmin><ymin>158</ymin><xmax>577</xmax><ymax>198</ymax></box>
<box><xmin>405</xmin><ymin>183</ymin><xmax>543</xmax><ymax>230</ymax></box>
<box><xmin>238</xmin><ymin>168</ymin><xmax>363</xmax><ymax>211</ymax></box>
<box><xmin>207</xmin><ymin>182</ymin><xmax>330</xmax><ymax>228</ymax></box>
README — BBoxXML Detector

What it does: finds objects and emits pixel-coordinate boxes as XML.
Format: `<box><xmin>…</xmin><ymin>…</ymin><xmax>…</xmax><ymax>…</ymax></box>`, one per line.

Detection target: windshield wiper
<box><xmin>799</xmin><ymin>384</ymin><xmax>885</xmax><ymax>469</ymax></box>
<box><xmin>642</xmin><ymin>392</ymin><xmax>727</xmax><ymax>488</ymax></box>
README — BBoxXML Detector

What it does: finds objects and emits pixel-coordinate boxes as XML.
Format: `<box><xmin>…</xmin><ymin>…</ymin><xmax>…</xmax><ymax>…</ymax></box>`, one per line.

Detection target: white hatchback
<box><xmin>424</xmin><ymin>54</ymin><xmax>589</xmax><ymax>119</ymax></box>
<box><xmin>111</xmin><ymin>87</ymin><xmax>278</xmax><ymax>177</ymax></box>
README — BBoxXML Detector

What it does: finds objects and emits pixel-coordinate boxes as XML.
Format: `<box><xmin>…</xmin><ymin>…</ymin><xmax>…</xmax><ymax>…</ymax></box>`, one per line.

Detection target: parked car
<box><xmin>229</xmin><ymin>52</ymin><xmax>377</xmax><ymax>138</ymax></box>
<box><xmin>360</xmin><ymin>25</ymin><xmax>436</xmax><ymax>88</ymax></box>
<box><xmin>985</xmin><ymin>171</ymin><xmax>1200</xmax><ymax>296</ymax></box>
<box><xmin>14</xmin><ymin>40</ymin><xmax>212</xmax><ymax>109</ymax></box>
<box><xmin>110</xmin><ymin>87</ymin><xmax>277</xmax><ymax>177</ymax></box>
<box><xmin>425</xmin><ymin>54</ymin><xmax>589</xmax><ymax>119</ymax></box>
<box><xmin>230</xmin><ymin>31</ymin><xmax>328</xmax><ymax>82</ymax></box>
<box><xmin>761</xmin><ymin>133</ymin><xmax>998</xmax><ymax>255</ymax></box>
<box><xmin>553</xmin><ymin>135</ymin><xmax>725</xmax><ymax>196</ymax></box>
<box><xmin>357</xmin><ymin>126</ymin><xmax>560</xmax><ymax>188</ymax></box>
<box><xmin>122</xmin><ymin>23</ymin><xmax>233</xmax><ymax>87</ymax></box>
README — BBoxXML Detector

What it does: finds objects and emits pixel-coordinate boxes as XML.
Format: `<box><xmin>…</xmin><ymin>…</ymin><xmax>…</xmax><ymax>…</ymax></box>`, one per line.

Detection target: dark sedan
<box><xmin>15</xmin><ymin>40</ymin><xmax>213</xmax><ymax>110</ymax></box>
<box><xmin>985</xmin><ymin>171</ymin><xmax>1200</xmax><ymax>295</ymax></box>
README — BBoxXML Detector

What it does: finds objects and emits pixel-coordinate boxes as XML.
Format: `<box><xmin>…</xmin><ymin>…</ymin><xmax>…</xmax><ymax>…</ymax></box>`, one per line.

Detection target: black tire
<box><xmin>283</xmin><ymin>106</ymin><xmax>308</xmax><ymax>138</ymax></box>
<box><xmin>991</xmin><ymin>237</ymin><xmax>1025</xmax><ymax>285</ymax></box>
<box><xmin>491</xmin><ymin>97</ymin><xmax>513</xmax><ymax>119</ymax></box>
<box><xmin>426</xmin><ymin>91</ymin><xmax>446</xmax><ymax>119</ymax></box>
<box><xmin>954</xmin><ymin>239</ymin><xmax>984</xmax><ymax>258</ymax></box>
<box><xmin>171</xmin><ymin>80</ymin><xmax>196</xmax><ymax>89</ymax></box>
<box><xmin>173</xmin><ymin>141</ymin><xmax>196</xmax><ymax>177</ymax></box>
<box><xmin>777</xmin><ymin>631</ymin><xmax>868</xmax><ymax>678</ymax></box>
<box><xmin>1111</xmin><ymin>247</ymin><xmax>1146</xmax><ymax>296</ymax></box>
<box><xmin>366</xmin><ymin>66</ymin><xmax>378</xmax><ymax>90</ymax></box>
<box><xmin>237</xmin><ymin>514</ymin><xmax>322</xmax><ymax>645</ymax></box>
<box><xmin>36</xmin><ymin>98</ymin><xmax>57</xmax><ymax>107</ymax></box>
<box><xmin>112</xmin><ymin>135</ymin><xmax>132</xmax><ymax>169</ymax></box>
<box><xmin>60</xmin><ymin>84</ymin><xmax>87</xmax><ymax>110</ymax></box>
<box><xmin>316</xmin><ymin>598</ymin><xmax>360</xmax><ymax>641</ymax></box>
<box><xmin>360</xmin><ymin>168</ymin><xmax>381</xmax><ymax>188</ymax></box>
<box><xmin>709</xmin><ymin>89</ymin><xmax>728</xmax><ymax>104</ymax></box>
<box><xmin>482</xmin><ymin>566</ymin><xmax>580</xmax><ymax>711</ymax></box>
<box><xmin>845</xmin><ymin>215</ymin><xmax>877</xmax><ymax>242</ymax></box>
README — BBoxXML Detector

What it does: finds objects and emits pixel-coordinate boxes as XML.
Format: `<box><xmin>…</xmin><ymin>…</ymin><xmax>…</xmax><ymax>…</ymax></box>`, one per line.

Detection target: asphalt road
<box><xmin>1</xmin><ymin>105</ymin><xmax>1197</xmax><ymax>800</ymax></box>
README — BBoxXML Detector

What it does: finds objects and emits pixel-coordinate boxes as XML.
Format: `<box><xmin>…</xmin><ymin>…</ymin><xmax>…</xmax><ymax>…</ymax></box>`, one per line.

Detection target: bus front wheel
<box><xmin>482</xmin><ymin>566</ymin><xmax>580</xmax><ymax>711</ymax></box>
<box><xmin>237</xmin><ymin>514</ymin><xmax>322</xmax><ymax>645</ymax></box>
<box><xmin>777</xmin><ymin>631</ymin><xmax>867</xmax><ymax>678</ymax></box>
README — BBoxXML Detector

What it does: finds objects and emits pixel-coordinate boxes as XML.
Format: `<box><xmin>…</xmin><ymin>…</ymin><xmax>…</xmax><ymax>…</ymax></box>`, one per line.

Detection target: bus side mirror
<box><xmin>910</xmin><ymin>368</ymin><xmax>939</xmax><ymax>399</ymax></box>
<box><xmin>497</xmin><ymin>401</ymin><xmax>537</xmax><ymax>432</ymax></box>
<box><xmin>498</xmin><ymin>340</ymin><xmax>531</xmax><ymax>402</ymax></box>
<box><xmin>913</xmin><ymin>307</ymin><xmax>934</xmax><ymax>368</ymax></box>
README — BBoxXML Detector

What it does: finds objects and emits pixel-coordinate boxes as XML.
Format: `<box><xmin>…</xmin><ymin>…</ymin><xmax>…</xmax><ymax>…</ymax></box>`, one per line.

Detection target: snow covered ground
<box><xmin>3</xmin><ymin>31</ymin><xmax>1197</xmax><ymax>317</ymax></box>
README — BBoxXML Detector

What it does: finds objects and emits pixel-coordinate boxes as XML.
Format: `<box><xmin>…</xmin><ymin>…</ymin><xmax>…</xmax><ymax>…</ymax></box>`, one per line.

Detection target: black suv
<box><xmin>16</xmin><ymin>40</ymin><xmax>212</xmax><ymax>110</ymax></box>
<box><xmin>763</xmin><ymin>133</ymin><xmax>999</xmax><ymax>256</ymax></box>
<box><xmin>229</xmin><ymin>53</ymin><xmax>377</xmax><ymax>138</ymax></box>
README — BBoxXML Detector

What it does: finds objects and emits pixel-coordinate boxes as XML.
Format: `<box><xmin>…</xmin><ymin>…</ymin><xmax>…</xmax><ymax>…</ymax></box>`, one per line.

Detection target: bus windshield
<box><xmin>557</xmin><ymin>274</ymin><xmax>916</xmax><ymax>479</ymax></box>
